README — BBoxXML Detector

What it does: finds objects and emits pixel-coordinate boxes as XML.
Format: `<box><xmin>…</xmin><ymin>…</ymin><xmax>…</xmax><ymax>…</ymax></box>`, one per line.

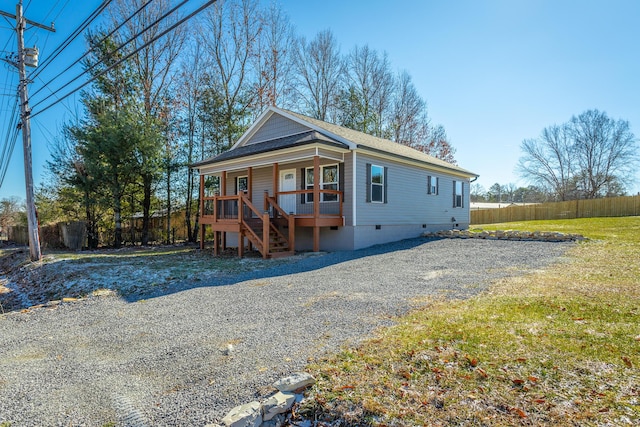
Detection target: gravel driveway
<box><xmin>0</xmin><ymin>237</ymin><xmax>571</xmax><ymax>426</ymax></box>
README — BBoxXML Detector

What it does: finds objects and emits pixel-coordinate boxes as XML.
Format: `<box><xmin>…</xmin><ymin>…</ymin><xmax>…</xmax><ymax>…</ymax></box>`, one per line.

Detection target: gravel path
<box><xmin>0</xmin><ymin>237</ymin><xmax>572</xmax><ymax>426</ymax></box>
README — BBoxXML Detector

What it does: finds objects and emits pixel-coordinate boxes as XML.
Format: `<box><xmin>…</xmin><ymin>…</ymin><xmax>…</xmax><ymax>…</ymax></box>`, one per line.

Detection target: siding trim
<box><xmin>352</xmin><ymin>151</ymin><xmax>357</xmax><ymax>226</ymax></box>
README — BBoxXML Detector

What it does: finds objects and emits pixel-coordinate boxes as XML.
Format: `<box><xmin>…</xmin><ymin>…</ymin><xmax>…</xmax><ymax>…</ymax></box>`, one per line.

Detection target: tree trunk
<box><xmin>166</xmin><ymin>166</ymin><xmax>171</xmax><ymax>244</ymax></box>
<box><xmin>113</xmin><ymin>194</ymin><xmax>123</xmax><ymax>248</ymax></box>
<box><xmin>141</xmin><ymin>174</ymin><xmax>152</xmax><ymax>245</ymax></box>
<box><xmin>84</xmin><ymin>189</ymin><xmax>98</xmax><ymax>249</ymax></box>
<box><xmin>186</xmin><ymin>167</ymin><xmax>194</xmax><ymax>242</ymax></box>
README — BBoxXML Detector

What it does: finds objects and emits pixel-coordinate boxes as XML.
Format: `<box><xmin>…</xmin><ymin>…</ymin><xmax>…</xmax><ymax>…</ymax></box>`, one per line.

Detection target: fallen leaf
<box><xmin>533</xmin><ymin>399</ymin><xmax>546</xmax><ymax>404</ymax></box>
<box><xmin>476</xmin><ymin>368</ymin><xmax>488</xmax><ymax>378</ymax></box>
<box><xmin>465</xmin><ymin>355</ymin><xmax>478</xmax><ymax>367</ymax></box>
<box><xmin>516</xmin><ymin>357</ymin><xmax>527</xmax><ymax>363</ymax></box>
<box><xmin>528</xmin><ymin>376</ymin><xmax>539</xmax><ymax>382</ymax></box>
<box><xmin>622</xmin><ymin>356</ymin><xmax>633</xmax><ymax>368</ymax></box>
<box><xmin>512</xmin><ymin>378</ymin><xmax>525</xmax><ymax>385</ymax></box>
<box><xmin>511</xmin><ymin>407</ymin><xmax>527</xmax><ymax>418</ymax></box>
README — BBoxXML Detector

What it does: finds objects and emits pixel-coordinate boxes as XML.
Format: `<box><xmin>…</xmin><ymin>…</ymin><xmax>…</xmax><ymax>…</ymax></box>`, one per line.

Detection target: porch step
<box><xmin>242</xmin><ymin>222</ymin><xmax>292</xmax><ymax>258</ymax></box>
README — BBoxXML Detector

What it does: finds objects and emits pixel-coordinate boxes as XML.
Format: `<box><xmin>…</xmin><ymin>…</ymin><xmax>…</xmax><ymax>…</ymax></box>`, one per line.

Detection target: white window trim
<box><xmin>236</xmin><ymin>175</ymin><xmax>248</xmax><ymax>194</ymax></box>
<box><xmin>427</xmin><ymin>175</ymin><xmax>438</xmax><ymax>195</ymax></box>
<box><xmin>454</xmin><ymin>180</ymin><xmax>463</xmax><ymax>208</ymax></box>
<box><xmin>305</xmin><ymin>164</ymin><xmax>339</xmax><ymax>203</ymax></box>
<box><xmin>370</xmin><ymin>164</ymin><xmax>385</xmax><ymax>203</ymax></box>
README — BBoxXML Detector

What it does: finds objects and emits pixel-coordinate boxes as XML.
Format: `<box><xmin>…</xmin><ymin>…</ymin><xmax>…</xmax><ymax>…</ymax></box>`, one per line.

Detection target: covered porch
<box><xmin>198</xmin><ymin>154</ymin><xmax>345</xmax><ymax>258</ymax></box>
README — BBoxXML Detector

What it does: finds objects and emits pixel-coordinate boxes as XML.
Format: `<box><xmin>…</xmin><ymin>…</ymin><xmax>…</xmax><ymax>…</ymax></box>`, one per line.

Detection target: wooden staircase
<box><xmin>243</xmin><ymin>218</ymin><xmax>293</xmax><ymax>258</ymax></box>
<box><xmin>237</xmin><ymin>195</ymin><xmax>295</xmax><ymax>259</ymax></box>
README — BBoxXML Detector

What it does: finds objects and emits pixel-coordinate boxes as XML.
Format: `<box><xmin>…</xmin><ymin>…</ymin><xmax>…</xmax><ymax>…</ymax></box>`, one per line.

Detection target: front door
<box><xmin>279</xmin><ymin>169</ymin><xmax>296</xmax><ymax>214</ymax></box>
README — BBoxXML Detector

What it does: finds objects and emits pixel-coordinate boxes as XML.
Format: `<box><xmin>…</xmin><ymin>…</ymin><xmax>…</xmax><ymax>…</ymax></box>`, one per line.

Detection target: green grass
<box><xmin>301</xmin><ymin>216</ymin><xmax>640</xmax><ymax>426</ymax></box>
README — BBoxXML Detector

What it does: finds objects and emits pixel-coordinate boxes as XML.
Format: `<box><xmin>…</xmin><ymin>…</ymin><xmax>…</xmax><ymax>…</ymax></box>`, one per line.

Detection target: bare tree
<box><xmin>519</xmin><ymin>110</ymin><xmax>637</xmax><ymax>200</ymax></box>
<box><xmin>422</xmin><ymin>125</ymin><xmax>457</xmax><ymax>164</ymax></box>
<box><xmin>201</xmin><ymin>0</ymin><xmax>262</xmax><ymax>148</ymax></box>
<box><xmin>390</xmin><ymin>70</ymin><xmax>429</xmax><ymax>146</ymax></box>
<box><xmin>251</xmin><ymin>2</ymin><xmax>296</xmax><ymax>113</ymax></box>
<box><xmin>518</xmin><ymin>124</ymin><xmax>575</xmax><ymax>200</ymax></box>
<box><xmin>340</xmin><ymin>45</ymin><xmax>394</xmax><ymax>136</ymax></box>
<box><xmin>570</xmin><ymin>109</ymin><xmax>638</xmax><ymax>198</ymax></box>
<box><xmin>293</xmin><ymin>29</ymin><xmax>344</xmax><ymax>121</ymax></box>
<box><xmin>176</xmin><ymin>39</ymin><xmax>208</xmax><ymax>242</ymax></box>
<box><xmin>470</xmin><ymin>183</ymin><xmax>486</xmax><ymax>202</ymax></box>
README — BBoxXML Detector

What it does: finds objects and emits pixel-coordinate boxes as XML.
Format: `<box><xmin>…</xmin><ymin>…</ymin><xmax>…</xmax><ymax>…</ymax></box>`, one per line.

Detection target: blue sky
<box><xmin>1</xmin><ymin>0</ymin><xmax>639</xmax><ymax>201</ymax></box>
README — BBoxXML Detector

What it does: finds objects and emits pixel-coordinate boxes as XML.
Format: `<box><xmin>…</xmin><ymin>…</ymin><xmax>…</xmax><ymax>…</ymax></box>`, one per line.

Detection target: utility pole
<box><xmin>0</xmin><ymin>2</ymin><xmax>55</xmax><ymax>261</ymax></box>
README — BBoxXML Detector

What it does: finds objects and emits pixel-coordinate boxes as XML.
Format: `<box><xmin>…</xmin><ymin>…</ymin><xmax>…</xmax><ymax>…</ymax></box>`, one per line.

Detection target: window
<box><xmin>236</xmin><ymin>176</ymin><xmax>248</xmax><ymax>194</ymax></box>
<box><xmin>371</xmin><ymin>164</ymin><xmax>385</xmax><ymax>203</ymax></box>
<box><xmin>453</xmin><ymin>180</ymin><xmax>463</xmax><ymax>208</ymax></box>
<box><xmin>427</xmin><ymin>175</ymin><xmax>438</xmax><ymax>195</ymax></box>
<box><xmin>305</xmin><ymin>164</ymin><xmax>339</xmax><ymax>202</ymax></box>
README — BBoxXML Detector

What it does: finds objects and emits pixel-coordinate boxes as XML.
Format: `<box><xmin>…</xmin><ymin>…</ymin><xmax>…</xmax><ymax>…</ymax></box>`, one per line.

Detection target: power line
<box><xmin>29</xmin><ymin>0</ymin><xmax>112</xmax><ymax>81</ymax></box>
<box><xmin>31</xmin><ymin>0</ymin><xmax>187</xmax><ymax>106</ymax></box>
<box><xmin>31</xmin><ymin>0</ymin><xmax>209</xmax><ymax>118</ymax></box>
<box><xmin>0</xmin><ymin>96</ymin><xmax>19</xmax><ymax>189</ymax></box>
<box><xmin>30</xmin><ymin>0</ymin><xmax>157</xmax><ymax>99</ymax></box>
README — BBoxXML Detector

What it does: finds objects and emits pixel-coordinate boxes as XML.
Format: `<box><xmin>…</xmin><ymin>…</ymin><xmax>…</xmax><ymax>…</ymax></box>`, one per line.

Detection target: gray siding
<box><xmin>246</xmin><ymin>114</ymin><xmax>309</xmax><ymax>144</ymax></box>
<box><xmin>355</xmin><ymin>153</ymin><xmax>471</xmax><ymax>228</ymax></box>
<box><xmin>295</xmin><ymin>226</ymin><xmax>354</xmax><ymax>252</ymax></box>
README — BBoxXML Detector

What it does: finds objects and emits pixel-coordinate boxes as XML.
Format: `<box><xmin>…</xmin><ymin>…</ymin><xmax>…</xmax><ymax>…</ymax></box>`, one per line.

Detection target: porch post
<box><xmin>313</xmin><ymin>155</ymin><xmax>320</xmax><ymax>252</ymax></box>
<box><xmin>199</xmin><ymin>173</ymin><xmax>205</xmax><ymax>250</ymax></box>
<box><xmin>272</xmin><ymin>162</ymin><xmax>279</xmax><ymax>198</ymax></box>
<box><xmin>221</xmin><ymin>171</ymin><xmax>227</xmax><ymax>250</ymax></box>
<box><xmin>248</xmin><ymin>167</ymin><xmax>253</xmax><ymax>202</ymax></box>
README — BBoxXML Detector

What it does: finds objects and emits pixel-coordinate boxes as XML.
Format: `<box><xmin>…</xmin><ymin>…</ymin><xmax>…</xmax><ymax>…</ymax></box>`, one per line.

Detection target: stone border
<box><xmin>423</xmin><ymin>229</ymin><xmax>587</xmax><ymax>242</ymax></box>
<box><xmin>206</xmin><ymin>372</ymin><xmax>315</xmax><ymax>427</ymax></box>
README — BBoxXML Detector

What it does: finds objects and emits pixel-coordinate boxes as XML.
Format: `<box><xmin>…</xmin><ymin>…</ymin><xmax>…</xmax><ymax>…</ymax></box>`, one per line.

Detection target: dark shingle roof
<box><xmin>192</xmin><ymin>130</ymin><xmax>347</xmax><ymax>167</ymax></box>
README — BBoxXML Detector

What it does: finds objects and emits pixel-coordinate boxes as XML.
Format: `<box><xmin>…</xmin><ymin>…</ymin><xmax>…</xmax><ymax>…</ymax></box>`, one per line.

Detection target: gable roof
<box><xmin>195</xmin><ymin>106</ymin><xmax>478</xmax><ymax>178</ymax></box>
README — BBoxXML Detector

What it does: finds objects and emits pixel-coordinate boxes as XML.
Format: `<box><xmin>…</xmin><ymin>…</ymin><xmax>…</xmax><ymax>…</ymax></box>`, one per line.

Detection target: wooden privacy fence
<box><xmin>7</xmin><ymin>221</ymin><xmax>87</xmax><ymax>250</ymax></box>
<box><xmin>471</xmin><ymin>195</ymin><xmax>640</xmax><ymax>225</ymax></box>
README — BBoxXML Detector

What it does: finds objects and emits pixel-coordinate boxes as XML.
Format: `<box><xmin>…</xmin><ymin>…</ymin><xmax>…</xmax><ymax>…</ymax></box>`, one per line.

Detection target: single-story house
<box><xmin>192</xmin><ymin>106</ymin><xmax>478</xmax><ymax>258</ymax></box>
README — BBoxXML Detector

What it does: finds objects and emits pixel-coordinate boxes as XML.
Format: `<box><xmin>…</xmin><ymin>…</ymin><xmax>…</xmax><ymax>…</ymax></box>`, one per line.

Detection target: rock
<box><xmin>262</xmin><ymin>392</ymin><xmax>296</xmax><ymax>421</ymax></box>
<box><xmin>221</xmin><ymin>401</ymin><xmax>262</xmax><ymax>427</ymax></box>
<box><xmin>261</xmin><ymin>413</ymin><xmax>286</xmax><ymax>427</ymax></box>
<box><xmin>272</xmin><ymin>372</ymin><xmax>315</xmax><ymax>392</ymax></box>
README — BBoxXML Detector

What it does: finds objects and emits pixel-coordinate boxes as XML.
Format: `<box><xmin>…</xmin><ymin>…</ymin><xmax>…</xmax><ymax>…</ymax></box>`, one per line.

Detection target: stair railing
<box><xmin>240</xmin><ymin>194</ymin><xmax>269</xmax><ymax>258</ymax></box>
<box><xmin>265</xmin><ymin>193</ymin><xmax>295</xmax><ymax>253</ymax></box>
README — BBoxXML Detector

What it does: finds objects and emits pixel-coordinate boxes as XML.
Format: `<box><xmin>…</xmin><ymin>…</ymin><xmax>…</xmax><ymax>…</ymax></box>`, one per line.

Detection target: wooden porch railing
<box><xmin>200</xmin><ymin>189</ymin><xmax>343</xmax><ymax>257</ymax></box>
<box><xmin>275</xmin><ymin>189</ymin><xmax>343</xmax><ymax>217</ymax></box>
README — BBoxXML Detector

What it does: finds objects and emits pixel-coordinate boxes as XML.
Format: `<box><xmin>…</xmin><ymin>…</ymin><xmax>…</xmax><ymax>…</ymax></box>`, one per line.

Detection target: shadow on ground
<box><xmin>0</xmin><ymin>237</ymin><xmax>434</xmax><ymax>312</ymax></box>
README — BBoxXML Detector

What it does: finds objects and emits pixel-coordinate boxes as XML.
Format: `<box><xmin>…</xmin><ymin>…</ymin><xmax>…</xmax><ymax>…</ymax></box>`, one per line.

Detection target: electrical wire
<box><xmin>30</xmin><ymin>0</ymin><xmax>157</xmax><ymax>99</ymax></box>
<box><xmin>29</xmin><ymin>0</ymin><xmax>113</xmax><ymax>82</ymax></box>
<box><xmin>0</xmin><ymin>96</ymin><xmax>20</xmax><ymax>189</ymax></box>
<box><xmin>30</xmin><ymin>0</ymin><xmax>200</xmax><ymax>115</ymax></box>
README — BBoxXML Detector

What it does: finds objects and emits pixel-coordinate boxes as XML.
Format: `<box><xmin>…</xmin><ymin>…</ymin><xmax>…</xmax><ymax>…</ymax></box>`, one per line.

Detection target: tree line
<box><xmin>35</xmin><ymin>0</ymin><xmax>456</xmax><ymax>248</ymax></box>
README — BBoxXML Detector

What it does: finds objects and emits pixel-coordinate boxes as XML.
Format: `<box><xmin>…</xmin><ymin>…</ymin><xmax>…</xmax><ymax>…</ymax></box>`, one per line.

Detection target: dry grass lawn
<box><xmin>300</xmin><ymin>217</ymin><xmax>640</xmax><ymax>426</ymax></box>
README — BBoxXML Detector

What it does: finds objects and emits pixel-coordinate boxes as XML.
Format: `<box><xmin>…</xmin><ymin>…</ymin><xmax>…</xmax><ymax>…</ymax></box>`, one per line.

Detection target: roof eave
<box><xmin>356</xmin><ymin>145</ymin><xmax>479</xmax><ymax>178</ymax></box>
